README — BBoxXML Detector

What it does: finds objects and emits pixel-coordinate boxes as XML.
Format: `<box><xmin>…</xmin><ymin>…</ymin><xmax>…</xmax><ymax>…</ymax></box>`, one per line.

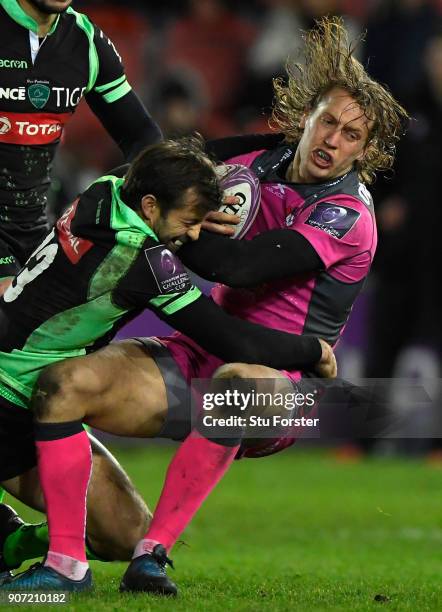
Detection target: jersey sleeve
<box><xmin>84</xmin><ymin>24</ymin><xmax>162</xmax><ymax>160</ymax></box>
<box><xmin>89</xmin><ymin>24</ymin><xmax>132</xmax><ymax>104</ymax></box>
<box><xmin>113</xmin><ymin>242</ymin><xmax>202</xmax><ymax>314</ymax></box>
<box><xmin>292</xmin><ymin>195</ymin><xmax>375</xmax><ymax>273</ymax></box>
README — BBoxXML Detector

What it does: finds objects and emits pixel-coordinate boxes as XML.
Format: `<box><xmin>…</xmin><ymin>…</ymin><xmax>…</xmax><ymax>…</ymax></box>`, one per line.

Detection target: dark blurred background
<box><xmin>50</xmin><ymin>0</ymin><xmax>441</xmax><ymax>455</ymax></box>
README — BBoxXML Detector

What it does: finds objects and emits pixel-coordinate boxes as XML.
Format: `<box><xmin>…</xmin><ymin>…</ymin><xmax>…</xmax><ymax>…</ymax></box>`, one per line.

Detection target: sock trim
<box><xmin>34</xmin><ymin>420</ymin><xmax>84</xmax><ymax>441</ymax></box>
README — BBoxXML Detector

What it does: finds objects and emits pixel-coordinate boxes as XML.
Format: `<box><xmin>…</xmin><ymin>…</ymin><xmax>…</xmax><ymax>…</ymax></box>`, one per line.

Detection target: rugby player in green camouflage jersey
<box><xmin>0</xmin><ymin>136</ymin><xmax>332</xmax><ymax>591</ymax></box>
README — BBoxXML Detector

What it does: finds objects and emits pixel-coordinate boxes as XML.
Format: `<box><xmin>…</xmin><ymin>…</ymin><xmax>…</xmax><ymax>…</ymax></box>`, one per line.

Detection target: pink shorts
<box><xmin>158</xmin><ymin>332</ymin><xmax>303</xmax><ymax>385</ymax></box>
<box><xmin>157</xmin><ymin>332</ymin><xmax>313</xmax><ymax>459</ymax></box>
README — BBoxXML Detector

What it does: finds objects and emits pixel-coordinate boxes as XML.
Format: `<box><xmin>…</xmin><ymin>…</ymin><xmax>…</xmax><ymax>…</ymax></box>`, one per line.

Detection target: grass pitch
<box><xmin>6</xmin><ymin>446</ymin><xmax>442</xmax><ymax>611</ymax></box>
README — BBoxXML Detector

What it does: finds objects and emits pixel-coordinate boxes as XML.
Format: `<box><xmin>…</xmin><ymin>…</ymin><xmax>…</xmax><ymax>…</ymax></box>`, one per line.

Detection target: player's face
<box><xmin>143</xmin><ymin>188</ymin><xmax>204</xmax><ymax>252</ymax></box>
<box><xmin>293</xmin><ymin>87</ymin><xmax>372</xmax><ymax>183</ymax></box>
<box><xmin>26</xmin><ymin>0</ymin><xmax>72</xmax><ymax>15</ymax></box>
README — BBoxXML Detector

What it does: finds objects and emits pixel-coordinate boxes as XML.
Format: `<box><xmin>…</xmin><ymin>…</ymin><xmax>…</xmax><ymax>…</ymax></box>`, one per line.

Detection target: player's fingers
<box><xmin>222</xmin><ymin>195</ymin><xmax>241</xmax><ymax>207</ymax></box>
<box><xmin>327</xmin><ymin>354</ymin><xmax>338</xmax><ymax>378</ymax></box>
<box><xmin>315</xmin><ymin>339</ymin><xmax>337</xmax><ymax>378</ymax></box>
<box><xmin>206</xmin><ymin>209</ymin><xmax>241</xmax><ymax>226</ymax></box>
<box><xmin>201</xmin><ymin>220</ymin><xmax>236</xmax><ymax>236</ymax></box>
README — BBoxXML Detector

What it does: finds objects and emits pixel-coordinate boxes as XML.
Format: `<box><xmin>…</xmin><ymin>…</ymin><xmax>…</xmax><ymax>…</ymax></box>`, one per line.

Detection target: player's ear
<box><xmin>140</xmin><ymin>194</ymin><xmax>158</xmax><ymax>222</ymax></box>
<box><xmin>357</xmin><ymin>139</ymin><xmax>373</xmax><ymax>161</ymax></box>
<box><xmin>299</xmin><ymin>112</ymin><xmax>308</xmax><ymax>129</ymax></box>
<box><xmin>357</xmin><ymin>125</ymin><xmax>376</xmax><ymax>161</ymax></box>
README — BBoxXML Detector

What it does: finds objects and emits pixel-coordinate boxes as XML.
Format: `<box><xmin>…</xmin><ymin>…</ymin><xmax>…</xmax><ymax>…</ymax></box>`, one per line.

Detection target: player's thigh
<box><xmin>84</xmin><ymin>339</ymin><xmax>168</xmax><ymax>436</ymax></box>
<box><xmin>213</xmin><ymin>362</ymin><xmax>288</xmax><ymax>380</ymax></box>
<box><xmin>213</xmin><ymin>362</ymin><xmax>292</xmax><ymax>405</ymax></box>
<box><xmin>213</xmin><ymin>362</ymin><xmax>295</xmax><ymax>419</ymax></box>
<box><xmin>37</xmin><ymin>339</ymin><xmax>168</xmax><ymax>437</ymax></box>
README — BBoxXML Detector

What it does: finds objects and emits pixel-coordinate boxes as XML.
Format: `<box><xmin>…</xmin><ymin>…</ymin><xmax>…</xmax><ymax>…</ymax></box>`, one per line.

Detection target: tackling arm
<box><xmin>178</xmin><ymin>229</ymin><xmax>324</xmax><ymax>288</ymax></box>
<box><xmin>164</xmin><ymin>293</ymin><xmax>323</xmax><ymax>371</ymax></box>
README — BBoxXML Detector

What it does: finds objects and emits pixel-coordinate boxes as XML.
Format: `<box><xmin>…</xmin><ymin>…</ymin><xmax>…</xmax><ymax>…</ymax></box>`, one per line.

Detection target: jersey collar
<box><xmin>1</xmin><ymin>0</ymin><xmax>60</xmax><ymax>35</ymax></box>
<box><xmin>110</xmin><ymin>177</ymin><xmax>159</xmax><ymax>243</ymax></box>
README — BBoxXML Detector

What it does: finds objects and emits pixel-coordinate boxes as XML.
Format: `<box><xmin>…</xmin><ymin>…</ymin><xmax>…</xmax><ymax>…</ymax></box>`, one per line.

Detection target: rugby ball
<box><xmin>216</xmin><ymin>164</ymin><xmax>261</xmax><ymax>239</ymax></box>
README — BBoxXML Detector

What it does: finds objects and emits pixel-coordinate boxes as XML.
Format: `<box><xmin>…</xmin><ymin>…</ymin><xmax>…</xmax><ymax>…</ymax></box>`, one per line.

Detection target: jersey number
<box><xmin>3</xmin><ymin>229</ymin><xmax>58</xmax><ymax>303</ymax></box>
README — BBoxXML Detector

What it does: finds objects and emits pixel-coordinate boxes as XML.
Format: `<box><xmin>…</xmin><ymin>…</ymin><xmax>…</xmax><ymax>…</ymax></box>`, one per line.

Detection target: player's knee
<box><xmin>32</xmin><ymin>359</ymin><xmax>103</xmax><ymax>421</ymax></box>
<box><xmin>213</xmin><ymin>362</ymin><xmax>252</xmax><ymax>380</ymax></box>
<box><xmin>32</xmin><ymin>363</ymin><xmax>65</xmax><ymax>420</ymax></box>
<box><xmin>197</xmin><ymin>365</ymin><xmax>257</xmax><ymax>446</ymax></box>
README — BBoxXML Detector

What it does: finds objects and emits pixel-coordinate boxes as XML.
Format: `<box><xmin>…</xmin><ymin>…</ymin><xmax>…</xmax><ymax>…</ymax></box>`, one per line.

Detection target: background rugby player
<box><xmin>0</xmin><ymin>0</ymin><xmax>162</xmax><ymax>294</ymax></box>
<box><xmin>0</xmin><ymin>0</ymin><xmax>163</xmax><ymax>564</ymax></box>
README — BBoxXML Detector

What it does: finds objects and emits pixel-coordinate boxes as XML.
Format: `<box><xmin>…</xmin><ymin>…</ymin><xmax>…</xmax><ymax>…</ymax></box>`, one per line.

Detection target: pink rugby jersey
<box><xmin>161</xmin><ymin>144</ymin><xmax>377</xmax><ymax>383</ymax></box>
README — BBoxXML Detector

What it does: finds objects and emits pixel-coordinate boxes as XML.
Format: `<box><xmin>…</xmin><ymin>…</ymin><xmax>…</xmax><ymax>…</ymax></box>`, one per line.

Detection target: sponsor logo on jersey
<box><xmin>57</xmin><ymin>199</ymin><xmax>93</xmax><ymax>263</ymax></box>
<box><xmin>358</xmin><ymin>183</ymin><xmax>373</xmax><ymax>207</ymax></box>
<box><xmin>272</xmin><ymin>148</ymin><xmax>293</xmax><ymax>170</ymax></box>
<box><xmin>0</xmin><ymin>112</ymin><xmax>71</xmax><ymax>144</ymax></box>
<box><xmin>53</xmin><ymin>87</ymin><xmax>86</xmax><ymax>108</ymax></box>
<box><xmin>0</xmin><ymin>117</ymin><xmax>11</xmax><ymax>134</ymax></box>
<box><xmin>0</xmin><ymin>87</ymin><xmax>26</xmax><ymax>101</ymax></box>
<box><xmin>145</xmin><ymin>244</ymin><xmax>191</xmax><ymax>294</ymax></box>
<box><xmin>0</xmin><ymin>256</ymin><xmax>15</xmax><ymax>265</ymax></box>
<box><xmin>305</xmin><ymin>202</ymin><xmax>360</xmax><ymax>239</ymax></box>
<box><xmin>28</xmin><ymin>84</ymin><xmax>50</xmax><ymax>109</ymax></box>
<box><xmin>265</xmin><ymin>184</ymin><xmax>286</xmax><ymax>200</ymax></box>
<box><xmin>0</xmin><ymin>59</ymin><xmax>28</xmax><ymax>69</ymax></box>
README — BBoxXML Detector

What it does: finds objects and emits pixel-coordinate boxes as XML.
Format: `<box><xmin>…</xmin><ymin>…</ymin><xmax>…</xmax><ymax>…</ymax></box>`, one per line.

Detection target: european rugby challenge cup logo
<box><xmin>28</xmin><ymin>84</ymin><xmax>50</xmax><ymax>109</ymax></box>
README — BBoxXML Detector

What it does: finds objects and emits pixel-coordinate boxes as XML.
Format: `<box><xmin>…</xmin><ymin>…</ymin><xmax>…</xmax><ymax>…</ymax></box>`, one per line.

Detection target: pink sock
<box><xmin>36</xmin><ymin>430</ymin><xmax>92</xmax><ymax>563</ymax></box>
<box><xmin>137</xmin><ymin>435</ymin><xmax>239</xmax><ymax>555</ymax></box>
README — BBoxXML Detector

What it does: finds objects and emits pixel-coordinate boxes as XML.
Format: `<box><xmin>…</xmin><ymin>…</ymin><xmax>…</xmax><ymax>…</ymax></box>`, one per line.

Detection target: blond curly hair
<box><xmin>271</xmin><ymin>16</ymin><xmax>409</xmax><ymax>184</ymax></box>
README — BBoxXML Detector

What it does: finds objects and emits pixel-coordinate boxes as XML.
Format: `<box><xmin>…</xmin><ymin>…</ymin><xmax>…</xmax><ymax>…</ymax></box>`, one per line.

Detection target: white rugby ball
<box><xmin>215</xmin><ymin>164</ymin><xmax>261</xmax><ymax>239</ymax></box>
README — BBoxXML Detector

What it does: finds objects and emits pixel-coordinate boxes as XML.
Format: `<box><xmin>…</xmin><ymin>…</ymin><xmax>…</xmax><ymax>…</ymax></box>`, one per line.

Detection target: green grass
<box><xmin>5</xmin><ymin>446</ymin><xmax>442</xmax><ymax>611</ymax></box>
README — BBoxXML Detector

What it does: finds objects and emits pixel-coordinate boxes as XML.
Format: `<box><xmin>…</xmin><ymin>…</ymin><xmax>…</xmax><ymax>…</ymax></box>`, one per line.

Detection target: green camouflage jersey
<box><xmin>0</xmin><ymin>175</ymin><xmax>201</xmax><ymax>408</ymax></box>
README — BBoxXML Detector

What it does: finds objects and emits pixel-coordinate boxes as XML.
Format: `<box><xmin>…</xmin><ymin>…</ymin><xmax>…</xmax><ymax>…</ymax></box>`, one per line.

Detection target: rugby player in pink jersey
<box><xmin>1</xmin><ymin>17</ymin><xmax>408</xmax><ymax>595</ymax></box>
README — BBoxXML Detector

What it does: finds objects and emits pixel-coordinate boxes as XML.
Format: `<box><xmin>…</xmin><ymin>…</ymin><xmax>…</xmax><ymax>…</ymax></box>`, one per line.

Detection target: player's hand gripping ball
<box><xmin>214</xmin><ymin>164</ymin><xmax>261</xmax><ymax>239</ymax></box>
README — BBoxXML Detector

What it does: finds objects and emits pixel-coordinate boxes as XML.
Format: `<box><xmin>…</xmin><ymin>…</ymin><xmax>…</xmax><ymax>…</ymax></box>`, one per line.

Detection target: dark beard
<box><xmin>27</xmin><ymin>0</ymin><xmax>70</xmax><ymax>15</ymax></box>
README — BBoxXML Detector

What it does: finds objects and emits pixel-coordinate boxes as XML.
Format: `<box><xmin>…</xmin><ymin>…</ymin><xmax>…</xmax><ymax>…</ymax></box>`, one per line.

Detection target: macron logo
<box><xmin>0</xmin><ymin>59</ymin><xmax>28</xmax><ymax>69</ymax></box>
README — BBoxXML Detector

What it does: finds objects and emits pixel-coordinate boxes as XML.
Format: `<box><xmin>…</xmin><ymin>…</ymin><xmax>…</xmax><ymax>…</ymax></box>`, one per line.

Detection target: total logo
<box><xmin>0</xmin><ymin>116</ymin><xmax>11</xmax><ymax>134</ymax></box>
<box><xmin>0</xmin><ymin>112</ymin><xmax>70</xmax><ymax>144</ymax></box>
<box><xmin>17</xmin><ymin>121</ymin><xmax>62</xmax><ymax>136</ymax></box>
<box><xmin>0</xmin><ymin>116</ymin><xmax>61</xmax><ymax>136</ymax></box>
